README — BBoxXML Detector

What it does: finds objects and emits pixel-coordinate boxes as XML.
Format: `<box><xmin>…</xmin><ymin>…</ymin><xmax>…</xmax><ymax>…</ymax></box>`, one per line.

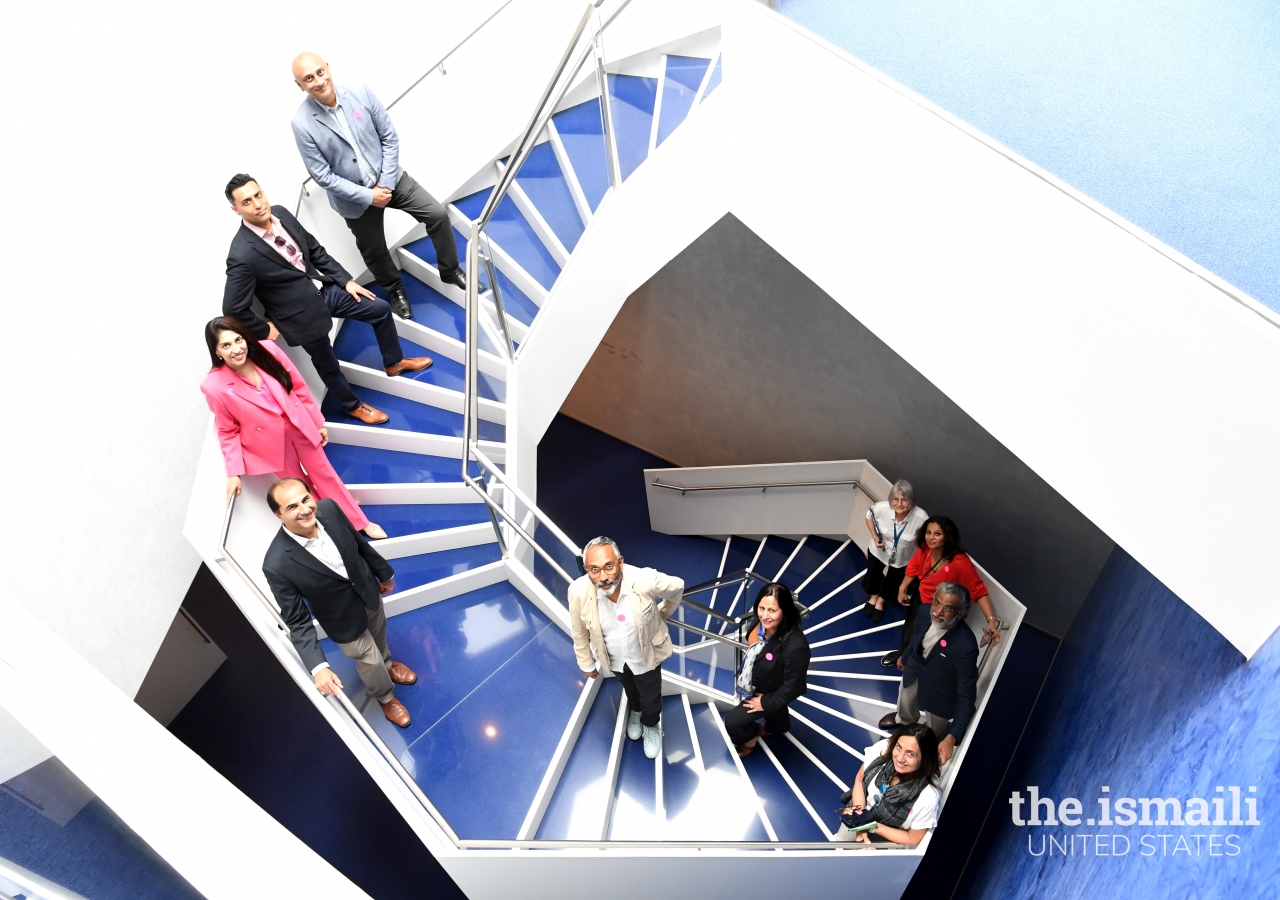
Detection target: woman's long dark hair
<box><xmin>749</xmin><ymin>582</ymin><xmax>804</xmax><ymax>645</ymax></box>
<box><xmin>920</xmin><ymin>515</ymin><xmax>963</xmax><ymax>562</ymax></box>
<box><xmin>881</xmin><ymin>723</ymin><xmax>942</xmax><ymax>785</ymax></box>
<box><xmin>204</xmin><ymin>316</ymin><xmax>293</xmax><ymax>394</ymax></box>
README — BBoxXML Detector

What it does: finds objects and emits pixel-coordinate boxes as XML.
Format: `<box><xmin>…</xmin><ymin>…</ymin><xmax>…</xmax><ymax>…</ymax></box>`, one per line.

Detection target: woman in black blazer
<box><xmin>726</xmin><ymin>582</ymin><xmax>811</xmax><ymax>757</ymax></box>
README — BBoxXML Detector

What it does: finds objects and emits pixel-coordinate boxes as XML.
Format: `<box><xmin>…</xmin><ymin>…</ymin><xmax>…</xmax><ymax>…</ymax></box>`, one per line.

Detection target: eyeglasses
<box><xmin>586</xmin><ymin>562</ymin><xmax>619</xmax><ymax>576</ymax></box>
<box><xmin>935</xmin><ymin>604</ymin><xmax>962</xmax><ymax>617</ymax></box>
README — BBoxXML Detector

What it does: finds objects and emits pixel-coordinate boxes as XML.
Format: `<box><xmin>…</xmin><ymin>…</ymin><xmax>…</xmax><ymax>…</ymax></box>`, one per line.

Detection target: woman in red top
<box><xmin>882</xmin><ymin>516</ymin><xmax>999</xmax><ymax>668</ymax></box>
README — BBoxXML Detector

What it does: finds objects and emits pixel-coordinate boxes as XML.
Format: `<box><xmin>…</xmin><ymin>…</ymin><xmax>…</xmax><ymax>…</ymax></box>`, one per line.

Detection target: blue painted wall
<box><xmin>779</xmin><ymin>0</ymin><xmax>1280</xmax><ymax>312</ymax></box>
<box><xmin>955</xmin><ymin>548</ymin><xmax>1280</xmax><ymax>898</ymax></box>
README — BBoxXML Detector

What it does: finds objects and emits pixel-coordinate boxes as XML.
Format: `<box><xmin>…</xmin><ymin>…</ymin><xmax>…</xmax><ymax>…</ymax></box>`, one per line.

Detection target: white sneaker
<box><xmin>627</xmin><ymin>710</ymin><xmax>643</xmax><ymax>741</ymax></box>
<box><xmin>643</xmin><ymin>724</ymin><xmax>662</xmax><ymax>759</ymax></box>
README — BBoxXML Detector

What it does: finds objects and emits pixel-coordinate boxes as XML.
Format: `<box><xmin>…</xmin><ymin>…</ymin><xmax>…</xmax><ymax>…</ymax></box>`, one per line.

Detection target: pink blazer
<box><xmin>199</xmin><ymin>340</ymin><xmax>327</xmax><ymax>477</ymax></box>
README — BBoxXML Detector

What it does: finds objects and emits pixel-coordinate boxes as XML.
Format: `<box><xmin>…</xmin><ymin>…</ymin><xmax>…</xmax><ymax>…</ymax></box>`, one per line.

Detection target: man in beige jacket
<box><xmin>569</xmin><ymin>536</ymin><xmax>684</xmax><ymax>759</ymax></box>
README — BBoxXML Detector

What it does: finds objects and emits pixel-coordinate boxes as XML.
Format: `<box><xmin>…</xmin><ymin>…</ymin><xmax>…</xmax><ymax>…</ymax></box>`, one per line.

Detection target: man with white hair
<box><xmin>568</xmin><ymin>537</ymin><xmax>684</xmax><ymax>759</ymax></box>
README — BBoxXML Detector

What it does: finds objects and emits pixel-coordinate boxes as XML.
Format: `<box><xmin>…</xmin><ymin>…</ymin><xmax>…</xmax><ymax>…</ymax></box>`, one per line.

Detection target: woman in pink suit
<box><xmin>200</xmin><ymin>316</ymin><xmax>387</xmax><ymax>539</ymax></box>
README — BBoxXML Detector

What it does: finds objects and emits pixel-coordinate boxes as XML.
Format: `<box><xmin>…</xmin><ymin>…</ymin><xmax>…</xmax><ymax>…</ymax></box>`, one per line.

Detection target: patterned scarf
<box><xmin>861</xmin><ymin>755</ymin><xmax>931</xmax><ymax>829</ymax></box>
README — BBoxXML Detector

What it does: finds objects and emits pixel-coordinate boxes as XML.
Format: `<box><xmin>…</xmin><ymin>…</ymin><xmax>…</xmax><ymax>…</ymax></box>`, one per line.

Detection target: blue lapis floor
<box><xmin>453</xmin><ymin>189</ymin><xmax>561</xmax><ymax>292</ymax></box>
<box><xmin>385</xmin><ymin>544</ymin><xmax>503</xmax><ymax>593</ymax></box>
<box><xmin>536</xmin><ymin>677</ymin><xmax>624</xmax><ymax>839</ymax></box>
<box><xmin>323</xmin><ymin>443</ymin><xmax>477</xmax><ymax>484</ymax></box>
<box><xmin>320</xmin><ymin>582</ymin><xmax>583</xmax><ymax>839</ymax></box>
<box><xmin>360</xmin><ymin>503</ymin><xmax>492</xmax><ymax>538</ymax></box>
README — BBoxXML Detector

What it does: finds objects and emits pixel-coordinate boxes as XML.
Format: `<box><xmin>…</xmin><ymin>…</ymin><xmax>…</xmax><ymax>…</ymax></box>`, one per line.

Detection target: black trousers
<box><xmin>345</xmin><ymin>171</ymin><xmax>460</xmax><ymax>291</ymax></box>
<box><xmin>725</xmin><ymin>701</ymin><xmax>792</xmax><ymax>747</ymax></box>
<box><xmin>863</xmin><ymin>559</ymin><xmax>907</xmax><ymax>605</ymax></box>
<box><xmin>899</xmin><ymin>593</ymin><xmax>923</xmax><ymax>656</ymax></box>
<box><xmin>299</xmin><ymin>284</ymin><xmax>403</xmax><ymax>411</ymax></box>
<box><xmin>614</xmin><ymin>664</ymin><xmax>663</xmax><ymax>728</ymax></box>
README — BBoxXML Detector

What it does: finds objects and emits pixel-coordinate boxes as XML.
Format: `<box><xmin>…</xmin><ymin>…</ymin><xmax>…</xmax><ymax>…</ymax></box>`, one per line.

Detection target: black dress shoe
<box><xmin>879</xmin><ymin>712</ymin><xmax>900</xmax><ymax>731</ymax></box>
<box><xmin>390</xmin><ymin>287</ymin><xmax>413</xmax><ymax>320</ymax></box>
<box><xmin>443</xmin><ymin>269</ymin><xmax>467</xmax><ymax>292</ymax></box>
<box><xmin>869</xmin><ymin>603</ymin><xmax>885</xmax><ymax>624</ymax></box>
<box><xmin>881</xmin><ymin>650</ymin><xmax>902</xmax><ymax>667</ymax></box>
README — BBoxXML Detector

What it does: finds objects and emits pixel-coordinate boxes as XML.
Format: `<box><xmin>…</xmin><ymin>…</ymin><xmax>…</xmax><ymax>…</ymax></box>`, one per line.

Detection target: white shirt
<box><xmin>921</xmin><ymin>620</ymin><xmax>949</xmax><ymax>656</ymax></box>
<box><xmin>860</xmin><ymin>739</ymin><xmax>942</xmax><ymax>831</ymax></box>
<box><xmin>286</xmin><ymin>521</ymin><xmax>348</xmax><ymax>676</ymax></box>
<box><xmin>596</xmin><ymin>586</ymin><xmax>648</xmax><ymax>674</ymax></box>
<box><xmin>866</xmin><ymin>502</ymin><xmax>928</xmax><ymax>567</ymax></box>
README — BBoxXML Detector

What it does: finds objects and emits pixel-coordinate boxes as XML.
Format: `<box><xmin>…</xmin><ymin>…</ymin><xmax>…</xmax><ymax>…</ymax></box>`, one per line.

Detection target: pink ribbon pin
<box><xmin>353</xmin><ymin>108</ymin><xmax>364</xmax><ymax>119</ymax></box>
<box><xmin>765</xmin><ymin>652</ymin><xmax>773</xmax><ymax>660</ymax></box>
<box><xmin>617</xmin><ymin>614</ymin><xmax>625</xmax><ymax>622</ymax></box>
<box><xmin>940</xmin><ymin>639</ymin><xmax>947</xmax><ymax>648</ymax></box>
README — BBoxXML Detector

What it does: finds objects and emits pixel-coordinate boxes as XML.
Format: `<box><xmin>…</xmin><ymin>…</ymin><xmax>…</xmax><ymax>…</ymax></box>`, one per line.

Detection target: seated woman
<box><xmin>882</xmin><ymin>515</ymin><xmax>999</xmax><ymax>669</ymax></box>
<box><xmin>200</xmin><ymin>316</ymin><xmax>386</xmax><ymax>539</ymax></box>
<box><xmin>726</xmin><ymin>582</ymin><xmax>811</xmax><ymax>758</ymax></box>
<box><xmin>861</xmin><ymin>479</ymin><xmax>928</xmax><ymax>623</ymax></box>
<box><xmin>836</xmin><ymin>723</ymin><xmax>942</xmax><ymax>847</ymax></box>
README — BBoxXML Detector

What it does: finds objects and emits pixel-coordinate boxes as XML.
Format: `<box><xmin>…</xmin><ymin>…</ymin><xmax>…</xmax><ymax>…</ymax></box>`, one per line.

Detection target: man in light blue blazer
<box><xmin>290</xmin><ymin>53</ymin><xmax>465</xmax><ymax>320</ymax></box>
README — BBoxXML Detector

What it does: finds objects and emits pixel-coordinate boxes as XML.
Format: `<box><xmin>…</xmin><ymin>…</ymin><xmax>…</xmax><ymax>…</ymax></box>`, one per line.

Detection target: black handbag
<box><xmin>838</xmin><ymin>806</ymin><xmax>879</xmax><ymax>830</ymax></box>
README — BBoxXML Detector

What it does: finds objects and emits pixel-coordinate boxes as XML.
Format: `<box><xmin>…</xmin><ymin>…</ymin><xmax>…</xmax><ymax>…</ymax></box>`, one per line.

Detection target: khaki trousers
<box><xmin>336</xmin><ymin>599</ymin><xmax>395</xmax><ymax>704</ymax></box>
<box><xmin>894</xmin><ymin>678</ymin><xmax>951</xmax><ymax>740</ymax></box>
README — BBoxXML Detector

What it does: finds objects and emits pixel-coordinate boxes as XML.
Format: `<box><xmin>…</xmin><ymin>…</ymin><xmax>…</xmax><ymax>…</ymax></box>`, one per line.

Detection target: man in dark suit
<box><xmin>223</xmin><ymin>173</ymin><xmax>433</xmax><ymax>425</ymax></box>
<box><xmin>261</xmin><ymin>477</ymin><xmax>418</xmax><ymax>726</ymax></box>
<box><xmin>882</xmin><ymin>582</ymin><xmax>978</xmax><ymax>765</ymax></box>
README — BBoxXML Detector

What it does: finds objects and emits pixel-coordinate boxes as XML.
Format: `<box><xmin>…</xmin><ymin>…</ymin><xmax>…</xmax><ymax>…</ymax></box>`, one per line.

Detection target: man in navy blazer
<box><xmin>261</xmin><ymin>478</ymin><xmax>418</xmax><ymax>727</ymax></box>
<box><xmin>291</xmin><ymin>53</ymin><xmax>465</xmax><ymax>321</ymax></box>
<box><xmin>884</xmin><ymin>582</ymin><xmax>979</xmax><ymax>765</ymax></box>
<box><xmin>222</xmin><ymin>174</ymin><xmax>433</xmax><ymax>425</ymax></box>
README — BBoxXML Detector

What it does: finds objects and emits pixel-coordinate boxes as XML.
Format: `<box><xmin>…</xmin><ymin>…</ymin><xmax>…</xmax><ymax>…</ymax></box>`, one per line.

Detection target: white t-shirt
<box><xmin>596</xmin><ymin>587</ymin><xmax>648</xmax><ymax>674</ymax></box>
<box><xmin>859</xmin><ymin>739</ymin><xmax>941</xmax><ymax>831</ymax></box>
<box><xmin>866</xmin><ymin>502</ymin><xmax>928</xmax><ymax>567</ymax></box>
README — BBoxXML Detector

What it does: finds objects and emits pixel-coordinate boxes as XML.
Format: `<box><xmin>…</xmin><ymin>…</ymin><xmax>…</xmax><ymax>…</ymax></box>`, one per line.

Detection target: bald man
<box><xmin>290</xmin><ymin>53</ymin><xmax>465</xmax><ymax>321</ymax></box>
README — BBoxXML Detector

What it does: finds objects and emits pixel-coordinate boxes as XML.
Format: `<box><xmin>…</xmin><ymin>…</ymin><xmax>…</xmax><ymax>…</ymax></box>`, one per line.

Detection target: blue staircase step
<box><xmin>607</xmin><ymin>74</ymin><xmax>658</xmax><ymax>181</ymax></box>
<box><xmin>683</xmin><ymin>702</ymin><xmax>769</xmax><ymax>841</ymax></box>
<box><xmin>402</xmin><ymin>228</ymin><xmax>470</xmax><ymax>274</ymax></box>
<box><xmin>739</xmin><ymin>741</ymin><xmax>828</xmax><ymax>841</ymax></box>
<box><xmin>488</xmin><ymin>266</ymin><xmax>540</xmax><ymax>327</ymax></box>
<box><xmin>321</xmin><ymin>385</ymin><xmax>505</xmax><ymax>441</ymax></box>
<box><xmin>515</xmin><ymin>141</ymin><xmax>585</xmax><ymax>251</ymax></box>
<box><xmin>660</xmin><ymin>696</ymin><xmax>700</xmax><ymax>826</ymax></box>
<box><xmin>359</xmin><ymin>503</ymin><xmax>492</xmax><ymax>538</ymax></box>
<box><xmin>656</xmin><ymin>55</ymin><xmax>711</xmax><ymax>146</ymax></box>
<box><xmin>662</xmin><ymin>653</ymin><xmax>731</xmax><ymax>695</ymax></box>
<box><xmin>454</xmin><ymin>188</ymin><xmax>561</xmax><ymax>291</ymax></box>
<box><xmin>323</xmin><ymin>443</ymin><xmax>476</xmax><ymax>484</ymax></box>
<box><xmin>787</xmin><ymin>716</ymin><xmax>865</xmax><ymax>789</ymax></box>
<box><xmin>402</xmin><ymin>624</ymin><xmax>582</xmax><ymax>839</ymax></box>
<box><xmin>701</xmin><ymin>55</ymin><xmax>722</xmax><ymax>101</ymax></box>
<box><xmin>552</xmin><ymin>98</ymin><xmax>610</xmax><ymax>212</ymax></box>
<box><xmin>793</xmin><ymin>696</ymin><xmax>888</xmax><ymax>755</ymax></box>
<box><xmin>387</xmin><ymin>544</ymin><xmax>503</xmax><ymax>594</ymax></box>
<box><xmin>608</xmin><ymin>718</ymin><xmax>659</xmax><ymax>839</ymax></box>
<box><xmin>537</xmin><ymin>678</ymin><xmax>624</xmax><ymax>839</ymax></box>
<box><xmin>762</xmin><ymin>733</ymin><xmax>843</xmax><ymax>835</ymax></box>
<box><xmin>332</xmin><ymin>317</ymin><xmax>505</xmax><ymax>403</ymax></box>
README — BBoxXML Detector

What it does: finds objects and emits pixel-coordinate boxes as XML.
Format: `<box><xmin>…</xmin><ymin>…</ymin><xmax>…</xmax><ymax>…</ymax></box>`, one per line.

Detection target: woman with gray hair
<box><xmin>861</xmin><ymin>479</ymin><xmax>928</xmax><ymax>624</ymax></box>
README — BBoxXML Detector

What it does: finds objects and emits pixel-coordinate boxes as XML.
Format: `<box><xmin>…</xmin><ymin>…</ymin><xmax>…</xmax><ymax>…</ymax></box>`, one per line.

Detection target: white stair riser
<box><xmin>338</xmin><ymin>360</ymin><xmax>507</xmax><ymax>425</ymax></box>
<box><xmin>371</xmin><ymin>523</ymin><xmax>497</xmax><ymax>560</ymax></box>
<box><xmin>326</xmin><ymin>422</ymin><xmax>507</xmax><ymax>465</ymax></box>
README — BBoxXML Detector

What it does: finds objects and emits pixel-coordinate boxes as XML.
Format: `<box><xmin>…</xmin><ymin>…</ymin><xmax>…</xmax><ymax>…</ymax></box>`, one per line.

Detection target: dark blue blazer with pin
<box><xmin>901</xmin><ymin>604</ymin><xmax>979</xmax><ymax>742</ymax></box>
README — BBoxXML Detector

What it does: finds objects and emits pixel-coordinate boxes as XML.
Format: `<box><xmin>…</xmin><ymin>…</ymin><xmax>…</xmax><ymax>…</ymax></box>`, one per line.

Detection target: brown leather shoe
<box><xmin>380</xmin><ymin>697</ymin><xmax>411</xmax><ymax>727</ymax></box>
<box><xmin>348</xmin><ymin>403</ymin><xmax>389</xmax><ymax>425</ymax></box>
<box><xmin>879</xmin><ymin>712</ymin><xmax>900</xmax><ymax>731</ymax></box>
<box><xmin>385</xmin><ymin>356</ymin><xmax>433</xmax><ymax>377</ymax></box>
<box><xmin>388</xmin><ymin>661</ymin><xmax>417</xmax><ymax>685</ymax></box>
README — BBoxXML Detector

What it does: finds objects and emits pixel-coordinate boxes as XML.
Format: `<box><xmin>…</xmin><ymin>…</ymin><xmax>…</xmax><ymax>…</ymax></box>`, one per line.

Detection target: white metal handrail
<box><xmin>653</xmin><ymin>476</ymin><xmax>880</xmax><ymax>503</ymax></box>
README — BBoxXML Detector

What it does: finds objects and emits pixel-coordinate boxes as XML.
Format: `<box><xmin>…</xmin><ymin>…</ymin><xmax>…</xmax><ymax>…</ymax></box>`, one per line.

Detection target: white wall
<box><xmin>0</xmin><ymin>0</ymin><xmax>584</xmax><ymax>778</ymax></box>
<box><xmin>514</xmin><ymin>0</ymin><xmax>1280</xmax><ymax>658</ymax></box>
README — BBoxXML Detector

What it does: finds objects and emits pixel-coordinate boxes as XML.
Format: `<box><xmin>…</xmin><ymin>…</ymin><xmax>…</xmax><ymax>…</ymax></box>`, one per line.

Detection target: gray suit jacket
<box><xmin>291</xmin><ymin>83</ymin><xmax>402</xmax><ymax>219</ymax></box>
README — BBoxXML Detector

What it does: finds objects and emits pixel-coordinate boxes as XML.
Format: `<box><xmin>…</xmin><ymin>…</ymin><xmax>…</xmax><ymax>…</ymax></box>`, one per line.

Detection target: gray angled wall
<box><xmin>560</xmin><ymin>213</ymin><xmax>1113</xmax><ymax>636</ymax></box>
